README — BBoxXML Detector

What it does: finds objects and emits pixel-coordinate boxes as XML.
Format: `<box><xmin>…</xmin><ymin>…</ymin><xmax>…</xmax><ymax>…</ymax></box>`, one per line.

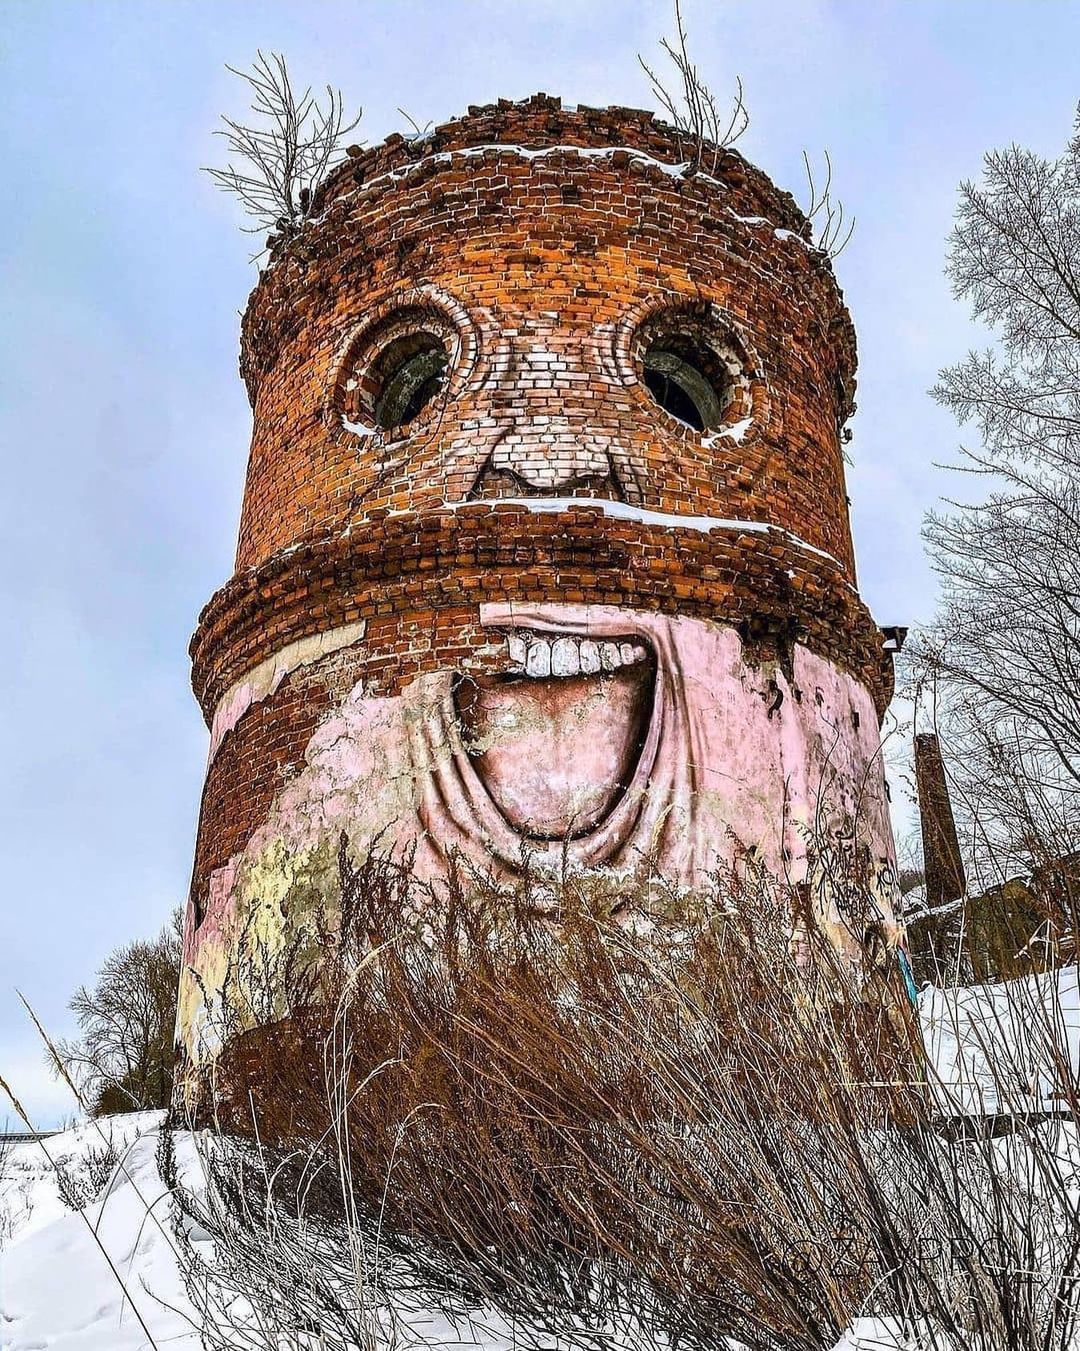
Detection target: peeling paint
<box><xmin>209</xmin><ymin>620</ymin><xmax>367</xmax><ymax>760</ymax></box>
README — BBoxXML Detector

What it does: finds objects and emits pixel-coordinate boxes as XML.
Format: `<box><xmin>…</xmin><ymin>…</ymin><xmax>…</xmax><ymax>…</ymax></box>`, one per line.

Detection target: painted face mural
<box><xmin>179</xmin><ymin>98</ymin><xmax>903</xmax><ymax>1071</ymax></box>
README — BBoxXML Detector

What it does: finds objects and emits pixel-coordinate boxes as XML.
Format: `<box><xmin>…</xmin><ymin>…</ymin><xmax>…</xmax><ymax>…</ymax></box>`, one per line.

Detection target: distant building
<box><xmin>907</xmin><ymin>732</ymin><xmax>1076</xmax><ymax>984</ymax></box>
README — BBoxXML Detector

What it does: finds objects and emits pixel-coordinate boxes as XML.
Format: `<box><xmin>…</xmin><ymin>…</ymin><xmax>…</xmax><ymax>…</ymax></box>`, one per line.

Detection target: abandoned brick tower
<box><xmin>178</xmin><ymin>95</ymin><xmax>902</xmax><ymax>1071</ymax></box>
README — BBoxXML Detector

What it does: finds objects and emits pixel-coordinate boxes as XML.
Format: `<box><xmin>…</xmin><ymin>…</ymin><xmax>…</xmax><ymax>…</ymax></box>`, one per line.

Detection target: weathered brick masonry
<box><xmin>233</xmin><ymin>98</ymin><xmax>856</xmax><ymax>572</ymax></box>
<box><xmin>180</xmin><ymin>95</ymin><xmax>900</xmax><ymax>1066</ymax></box>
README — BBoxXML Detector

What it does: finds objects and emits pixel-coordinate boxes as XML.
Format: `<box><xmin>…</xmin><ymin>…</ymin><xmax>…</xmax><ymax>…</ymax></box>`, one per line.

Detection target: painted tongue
<box><xmin>456</xmin><ymin>655</ymin><xmax>655</xmax><ymax>839</ymax></box>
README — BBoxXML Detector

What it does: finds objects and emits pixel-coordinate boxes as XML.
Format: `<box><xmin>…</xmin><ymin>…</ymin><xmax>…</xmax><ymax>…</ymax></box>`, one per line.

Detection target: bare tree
<box><xmin>639</xmin><ymin>0</ymin><xmax>748</xmax><ymax>176</ymax></box>
<box><xmin>205</xmin><ymin>51</ymin><xmax>362</xmax><ymax>247</ymax></box>
<box><xmin>907</xmin><ymin>105</ymin><xmax>1080</xmax><ymax>887</ymax></box>
<box><xmin>801</xmin><ymin>149</ymin><xmax>856</xmax><ymax>259</ymax></box>
<box><xmin>55</xmin><ymin>910</ymin><xmax>182</xmax><ymax>1115</ymax></box>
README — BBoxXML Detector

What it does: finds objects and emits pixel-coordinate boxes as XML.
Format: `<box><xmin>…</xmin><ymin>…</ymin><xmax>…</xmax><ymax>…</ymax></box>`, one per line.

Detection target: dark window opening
<box><xmin>642</xmin><ymin>339</ymin><xmax>729</xmax><ymax>431</ymax></box>
<box><xmin>372</xmin><ymin>333</ymin><xmax>448</xmax><ymax>429</ymax></box>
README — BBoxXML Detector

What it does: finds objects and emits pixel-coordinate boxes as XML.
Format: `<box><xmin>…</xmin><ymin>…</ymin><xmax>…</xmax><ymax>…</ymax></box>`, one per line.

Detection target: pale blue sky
<box><xmin>2</xmin><ymin>0</ymin><xmax>1078</xmax><ymax>1123</ymax></box>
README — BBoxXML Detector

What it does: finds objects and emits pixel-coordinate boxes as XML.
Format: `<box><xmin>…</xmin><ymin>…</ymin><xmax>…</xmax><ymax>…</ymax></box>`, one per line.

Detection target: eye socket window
<box><xmin>334</xmin><ymin>295</ymin><xmax>473</xmax><ymax>440</ymax></box>
<box><xmin>371</xmin><ymin>333</ymin><xmax>448</xmax><ymax>429</ymax></box>
<box><xmin>642</xmin><ymin>338</ymin><xmax>730</xmax><ymax>432</ymax></box>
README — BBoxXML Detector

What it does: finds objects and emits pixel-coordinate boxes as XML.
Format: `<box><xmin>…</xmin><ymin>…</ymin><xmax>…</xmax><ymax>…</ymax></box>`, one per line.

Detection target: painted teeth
<box><xmin>550</xmin><ymin>637</ymin><xmax>577</xmax><ymax>676</ymax></box>
<box><xmin>526</xmin><ymin>641</ymin><xmax>552</xmax><ymax>678</ymax></box>
<box><xmin>505</xmin><ymin>632</ymin><xmax>650</xmax><ymax>678</ymax></box>
<box><xmin>579</xmin><ymin>639</ymin><xmax>601</xmax><ymax>674</ymax></box>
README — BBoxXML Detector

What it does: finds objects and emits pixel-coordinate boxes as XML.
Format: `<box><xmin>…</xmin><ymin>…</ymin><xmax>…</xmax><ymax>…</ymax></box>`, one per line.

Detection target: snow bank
<box><xmin>2</xmin><ymin>1112</ymin><xmax>161</xmax><ymax>1248</ymax></box>
<box><xmin>920</xmin><ymin>964</ymin><xmax>1080</xmax><ymax>1117</ymax></box>
<box><xmin>1</xmin><ymin>1114</ymin><xmax>205</xmax><ymax>1350</ymax></box>
<box><xmin>0</xmin><ymin>1116</ymin><xmax>557</xmax><ymax>1351</ymax></box>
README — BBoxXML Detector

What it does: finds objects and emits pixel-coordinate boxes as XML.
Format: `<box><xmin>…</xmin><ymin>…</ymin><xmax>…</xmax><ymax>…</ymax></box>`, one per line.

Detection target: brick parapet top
<box><xmin>312</xmin><ymin>94</ymin><xmax>808</xmax><ymax>227</ymax></box>
<box><xmin>238</xmin><ymin>93</ymin><xmax>855</xmax><ymax>404</ymax></box>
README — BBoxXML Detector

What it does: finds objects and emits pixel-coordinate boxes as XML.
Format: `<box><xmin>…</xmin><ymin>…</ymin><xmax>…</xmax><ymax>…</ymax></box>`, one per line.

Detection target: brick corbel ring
<box><xmin>324</xmin><ymin>284</ymin><xmax>481</xmax><ymax>446</ymax></box>
<box><xmin>609</xmin><ymin>295</ymin><xmax>770</xmax><ymax>443</ymax></box>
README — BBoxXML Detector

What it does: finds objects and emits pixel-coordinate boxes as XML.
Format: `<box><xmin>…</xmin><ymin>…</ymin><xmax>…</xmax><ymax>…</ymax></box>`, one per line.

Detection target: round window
<box><xmin>370</xmin><ymin>333</ymin><xmax>449</xmax><ymax>429</ymax></box>
<box><xmin>641</xmin><ymin>333</ymin><xmax>733</xmax><ymax>432</ymax></box>
<box><xmin>335</xmin><ymin>303</ymin><xmax>464</xmax><ymax>437</ymax></box>
<box><xmin>629</xmin><ymin>304</ymin><xmax>751</xmax><ymax>435</ymax></box>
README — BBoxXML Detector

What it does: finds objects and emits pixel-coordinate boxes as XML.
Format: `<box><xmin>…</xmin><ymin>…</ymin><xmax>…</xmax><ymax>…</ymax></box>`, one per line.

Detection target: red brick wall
<box><xmin>192</xmin><ymin>503</ymin><xmax>890</xmax><ymax>717</ymax></box>
<box><xmin>233</xmin><ymin>95</ymin><xmax>857</xmax><ymax>577</ymax></box>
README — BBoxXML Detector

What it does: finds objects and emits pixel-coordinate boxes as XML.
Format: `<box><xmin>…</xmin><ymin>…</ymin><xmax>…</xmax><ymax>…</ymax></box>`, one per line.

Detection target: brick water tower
<box><xmin>178</xmin><ymin>95</ymin><xmax>901</xmax><ymax>1071</ymax></box>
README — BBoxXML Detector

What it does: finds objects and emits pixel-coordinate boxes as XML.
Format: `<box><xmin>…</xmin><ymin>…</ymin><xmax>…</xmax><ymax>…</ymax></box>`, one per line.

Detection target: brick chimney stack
<box><xmin>914</xmin><ymin>732</ymin><xmax>966</xmax><ymax>908</ymax></box>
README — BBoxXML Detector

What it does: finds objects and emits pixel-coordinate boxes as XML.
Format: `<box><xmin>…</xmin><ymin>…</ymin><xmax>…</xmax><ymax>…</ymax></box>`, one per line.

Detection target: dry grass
<box><xmin>173</xmin><ymin>847</ymin><xmax>915</xmax><ymax>1350</ymax></box>
<box><xmin>163</xmin><ymin>837</ymin><xmax>1080</xmax><ymax>1350</ymax></box>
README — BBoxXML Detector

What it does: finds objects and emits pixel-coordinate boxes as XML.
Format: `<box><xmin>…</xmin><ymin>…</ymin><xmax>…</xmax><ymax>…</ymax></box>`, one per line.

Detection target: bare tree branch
<box><xmin>638</xmin><ymin>0</ymin><xmax>748</xmax><ymax>176</ymax></box>
<box><xmin>801</xmin><ymin>149</ymin><xmax>856</xmax><ymax>259</ymax></box>
<box><xmin>204</xmin><ymin>51</ymin><xmax>362</xmax><ymax>254</ymax></box>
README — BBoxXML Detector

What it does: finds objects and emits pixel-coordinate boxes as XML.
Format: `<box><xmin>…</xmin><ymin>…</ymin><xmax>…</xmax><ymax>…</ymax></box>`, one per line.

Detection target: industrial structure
<box><xmin>178</xmin><ymin>95</ymin><xmax>903</xmax><ymax>1076</ymax></box>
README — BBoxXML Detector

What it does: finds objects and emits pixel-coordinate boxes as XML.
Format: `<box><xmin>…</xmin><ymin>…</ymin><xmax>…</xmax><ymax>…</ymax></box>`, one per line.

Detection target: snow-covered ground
<box><xmin>1</xmin><ymin>1113</ymin><xmax>203</xmax><ymax>1350</ymax></box>
<box><xmin>4</xmin><ymin>971</ymin><xmax>1078</xmax><ymax>1350</ymax></box>
<box><xmin>0</xmin><ymin>1115</ymin><xmax>565</xmax><ymax>1351</ymax></box>
<box><xmin>920</xmin><ymin>964</ymin><xmax>1080</xmax><ymax>1116</ymax></box>
<box><xmin>0</xmin><ymin>1114</ymin><xmax>905</xmax><ymax>1351</ymax></box>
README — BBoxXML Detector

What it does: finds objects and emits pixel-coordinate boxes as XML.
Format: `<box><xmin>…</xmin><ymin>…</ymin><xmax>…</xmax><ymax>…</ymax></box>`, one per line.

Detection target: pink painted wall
<box><xmin>179</xmin><ymin>607</ymin><xmax>899</xmax><ymax>1059</ymax></box>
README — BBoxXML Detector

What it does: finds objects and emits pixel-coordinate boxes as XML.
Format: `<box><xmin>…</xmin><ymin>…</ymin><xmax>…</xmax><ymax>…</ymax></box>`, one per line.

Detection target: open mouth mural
<box><xmin>455</xmin><ymin>626</ymin><xmax>656</xmax><ymax>839</ymax></box>
<box><xmin>181</xmin><ymin>598</ymin><xmax>903</xmax><ymax>1064</ymax></box>
<box><xmin>408</xmin><ymin>603</ymin><xmax>701</xmax><ymax>880</ymax></box>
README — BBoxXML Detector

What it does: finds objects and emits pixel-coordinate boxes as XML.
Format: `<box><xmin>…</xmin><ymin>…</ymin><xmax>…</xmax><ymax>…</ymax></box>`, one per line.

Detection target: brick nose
<box><xmin>468</xmin><ymin>335</ymin><xmax>630</xmax><ymax>500</ymax></box>
<box><xmin>488</xmin><ymin>418</ymin><xmax>615</xmax><ymax>492</ymax></box>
